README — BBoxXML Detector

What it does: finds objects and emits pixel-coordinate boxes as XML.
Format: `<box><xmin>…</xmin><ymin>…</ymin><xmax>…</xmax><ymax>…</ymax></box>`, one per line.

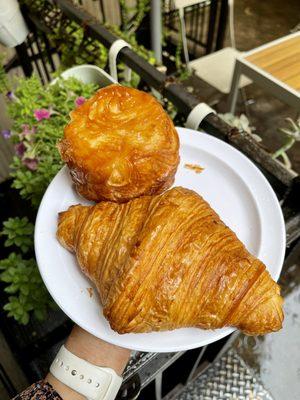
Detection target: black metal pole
<box><xmin>42</xmin><ymin>32</ymin><xmax>56</xmax><ymax>73</ymax></box>
<box><xmin>34</xmin><ymin>32</ymin><xmax>51</xmax><ymax>82</ymax></box>
<box><xmin>215</xmin><ymin>0</ymin><xmax>229</xmax><ymax>50</ymax></box>
<box><xmin>15</xmin><ymin>42</ymin><xmax>33</xmax><ymax>77</ymax></box>
<box><xmin>27</xmin><ymin>38</ymin><xmax>45</xmax><ymax>85</ymax></box>
<box><xmin>206</xmin><ymin>0</ymin><xmax>218</xmax><ymax>53</ymax></box>
<box><xmin>98</xmin><ymin>0</ymin><xmax>105</xmax><ymax>24</ymax></box>
<box><xmin>193</xmin><ymin>4</ymin><xmax>201</xmax><ymax>54</ymax></box>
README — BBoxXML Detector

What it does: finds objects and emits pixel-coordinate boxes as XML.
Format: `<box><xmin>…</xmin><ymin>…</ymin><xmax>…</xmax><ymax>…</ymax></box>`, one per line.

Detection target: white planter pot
<box><xmin>52</xmin><ymin>64</ymin><xmax>116</xmax><ymax>88</ymax></box>
<box><xmin>0</xmin><ymin>0</ymin><xmax>28</xmax><ymax>47</ymax></box>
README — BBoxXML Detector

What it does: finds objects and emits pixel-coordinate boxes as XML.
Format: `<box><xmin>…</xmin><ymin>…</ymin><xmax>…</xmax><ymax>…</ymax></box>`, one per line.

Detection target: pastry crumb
<box><xmin>87</xmin><ymin>287</ymin><xmax>93</xmax><ymax>298</ymax></box>
<box><xmin>184</xmin><ymin>163</ymin><xmax>204</xmax><ymax>174</ymax></box>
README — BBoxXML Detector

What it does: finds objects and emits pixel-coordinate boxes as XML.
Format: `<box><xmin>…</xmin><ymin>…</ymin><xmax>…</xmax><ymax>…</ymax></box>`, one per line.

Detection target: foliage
<box><xmin>21</xmin><ymin>0</ymin><xmax>156</xmax><ymax>88</ymax></box>
<box><xmin>272</xmin><ymin>118</ymin><xmax>300</xmax><ymax>170</ymax></box>
<box><xmin>1</xmin><ymin>217</ymin><xmax>34</xmax><ymax>253</ymax></box>
<box><xmin>0</xmin><ymin>254</ymin><xmax>52</xmax><ymax>324</ymax></box>
<box><xmin>172</xmin><ymin>12</ymin><xmax>191</xmax><ymax>81</ymax></box>
<box><xmin>20</xmin><ymin>0</ymin><xmax>191</xmax><ymax>84</ymax></box>
<box><xmin>52</xmin><ymin>20</ymin><xmax>108</xmax><ymax>69</ymax></box>
<box><xmin>107</xmin><ymin>24</ymin><xmax>156</xmax><ymax>88</ymax></box>
<box><xmin>219</xmin><ymin>113</ymin><xmax>262</xmax><ymax>143</ymax></box>
<box><xmin>108</xmin><ymin>24</ymin><xmax>156</xmax><ymax>65</ymax></box>
<box><xmin>220</xmin><ymin>114</ymin><xmax>299</xmax><ymax>170</ymax></box>
<box><xmin>0</xmin><ymin>54</ymin><xmax>8</xmax><ymax>93</ymax></box>
<box><xmin>0</xmin><ymin>74</ymin><xmax>97</xmax><ymax>324</ymax></box>
<box><xmin>120</xmin><ymin>0</ymin><xmax>150</xmax><ymax>34</ymax></box>
<box><xmin>7</xmin><ymin>75</ymin><xmax>97</xmax><ymax>207</ymax></box>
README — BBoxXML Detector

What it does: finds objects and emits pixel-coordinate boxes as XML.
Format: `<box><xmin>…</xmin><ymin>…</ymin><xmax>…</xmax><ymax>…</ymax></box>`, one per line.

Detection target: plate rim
<box><xmin>177</xmin><ymin>127</ymin><xmax>286</xmax><ymax>281</ymax></box>
<box><xmin>35</xmin><ymin>127</ymin><xmax>286</xmax><ymax>352</ymax></box>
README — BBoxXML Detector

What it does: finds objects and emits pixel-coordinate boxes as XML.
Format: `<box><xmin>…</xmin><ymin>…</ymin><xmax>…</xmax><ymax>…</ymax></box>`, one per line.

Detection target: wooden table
<box><xmin>228</xmin><ymin>32</ymin><xmax>300</xmax><ymax>113</ymax></box>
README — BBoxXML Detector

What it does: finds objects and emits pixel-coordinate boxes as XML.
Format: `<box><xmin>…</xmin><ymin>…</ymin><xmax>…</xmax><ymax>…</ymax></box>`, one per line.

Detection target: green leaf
<box><xmin>0</xmin><ymin>254</ymin><xmax>52</xmax><ymax>324</ymax></box>
<box><xmin>21</xmin><ymin>313</ymin><xmax>30</xmax><ymax>325</ymax></box>
<box><xmin>3</xmin><ymin>303</ymin><xmax>12</xmax><ymax>311</ymax></box>
<box><xmin>20</xmin><ymin>285</ymin><xmax>30</xmax><ymax>295</ymax></box>
<box><xmin>4</xmin><ymin>284</ymin><xmax>19</xmax><ymax>294</ymax></box>
<box><xmin>34</xmin><ymin>308</ymin><xmax>46</xmax><ymax>321</ymax></box>
<box><xmin>0</xmin><ymin>53</ymin><xmax>8</xmax><ymax>93</ymax></box>
<box><xmin>4</xmin><ymin>239</ymin><xmax>14</xmax><ymax>247</ymax></box>
<box><xmin>1</xmin><ymin>217</ymin><xmax>34</xmax><ymax>254</ymax></box>
<box><xmin>21</xmin><ymin>245</ymin><xmax>28</xmax><ymax>253</ymax></box>
<box><xmin>1</xmin><ymin>271</ymin><xmax>13</xmax><ymax>283</ymax></box>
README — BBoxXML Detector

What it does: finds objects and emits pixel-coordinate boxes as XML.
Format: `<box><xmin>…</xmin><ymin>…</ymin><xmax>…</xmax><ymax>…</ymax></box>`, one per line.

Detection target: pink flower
<box><xmin>75</xmin><ymin>96</ymin><xmax>85</xmax><ymax>107</ymax></box>
<box><xmin>22</xmin><ymin>124</ymin><xmax>35</xmax><ymax>134</ymax></box>
<box><xmin>34</xmin><ymin>108</ymin><xmax>51</xmax><ymax>121</ymax></box>
<box><xmin>22</xmin><ymin>158</ymin><xmax>38</xmax><ymax>171</ymax></box>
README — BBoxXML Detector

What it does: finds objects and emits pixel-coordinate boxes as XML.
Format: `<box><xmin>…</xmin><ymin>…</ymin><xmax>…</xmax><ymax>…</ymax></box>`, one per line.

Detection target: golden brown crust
<box><xmin>57</xmin><ymin>187</ymin><xmax>284</xmax><ymax>335</ymax></box>
<box><xmin>58</xmin><ymin>84</ymin><xmax>179</xmax><ymax>202</ymax></box>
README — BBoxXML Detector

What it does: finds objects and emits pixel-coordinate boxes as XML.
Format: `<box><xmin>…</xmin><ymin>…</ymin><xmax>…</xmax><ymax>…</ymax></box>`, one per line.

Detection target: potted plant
<box><xmin>52</xmin><ymin>64</ymin><xmax>116</xmax><ymax>86</ymax></box>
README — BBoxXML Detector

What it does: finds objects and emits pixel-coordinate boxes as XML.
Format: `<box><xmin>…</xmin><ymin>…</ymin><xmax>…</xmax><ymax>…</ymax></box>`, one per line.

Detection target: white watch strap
<box><xmin>50</xmin><ymin>345</ymin><xmax>122</xmax><ymax>400</ymax></box>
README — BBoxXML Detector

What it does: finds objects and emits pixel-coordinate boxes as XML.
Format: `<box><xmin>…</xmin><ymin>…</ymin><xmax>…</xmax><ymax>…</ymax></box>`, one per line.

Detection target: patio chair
<box><xmin>174</xmin><ymin>0</ymin><xmax>252</xmax><ymax>94</ymax></box>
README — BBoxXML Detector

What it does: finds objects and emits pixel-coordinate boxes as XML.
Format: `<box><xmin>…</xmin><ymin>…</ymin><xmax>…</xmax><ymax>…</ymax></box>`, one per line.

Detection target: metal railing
<box><xmin>164</xmin><ymin>0</ymin><xmax>228</xmax><ymax>57</ymax></box>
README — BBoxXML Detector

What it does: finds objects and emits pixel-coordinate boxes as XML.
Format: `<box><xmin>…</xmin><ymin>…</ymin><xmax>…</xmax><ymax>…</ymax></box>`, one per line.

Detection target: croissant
<box><xmin>57</xmin><ymin>187</ymin><xmax>283</xmax><ymax>335</ymax></box>
<box><xmin>58</xmin><ymin>84</ymin><xmax>179</xmax><ymax>203</ymax></box>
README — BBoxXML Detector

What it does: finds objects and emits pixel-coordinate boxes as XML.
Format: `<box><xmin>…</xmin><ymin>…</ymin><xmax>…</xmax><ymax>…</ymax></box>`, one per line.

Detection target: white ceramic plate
<box><xmin>35</xmin><ymin>127</ymin><xmax>286</xmax><ymax>352</ymax></box>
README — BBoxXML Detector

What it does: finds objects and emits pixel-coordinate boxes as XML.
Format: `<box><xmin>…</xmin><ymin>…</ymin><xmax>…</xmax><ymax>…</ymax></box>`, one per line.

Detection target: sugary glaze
<box><xmin>58</xmin><ymin>84</ymin><xmax>179</xmax><ymax>202</ymax></box>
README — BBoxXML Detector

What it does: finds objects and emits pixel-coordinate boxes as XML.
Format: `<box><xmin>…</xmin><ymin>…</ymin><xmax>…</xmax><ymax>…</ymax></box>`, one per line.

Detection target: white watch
<box><xmin>50</xmin><ymin>345</ymin><xmax>123</xmax><ymax>400</ymax></box>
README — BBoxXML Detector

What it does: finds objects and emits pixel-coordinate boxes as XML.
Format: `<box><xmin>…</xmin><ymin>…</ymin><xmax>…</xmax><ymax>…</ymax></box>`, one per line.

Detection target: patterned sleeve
<box><xmin>12</xmin><ymin>380</ymin><xmax>62</xmax><ymax>400</ymax></box>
